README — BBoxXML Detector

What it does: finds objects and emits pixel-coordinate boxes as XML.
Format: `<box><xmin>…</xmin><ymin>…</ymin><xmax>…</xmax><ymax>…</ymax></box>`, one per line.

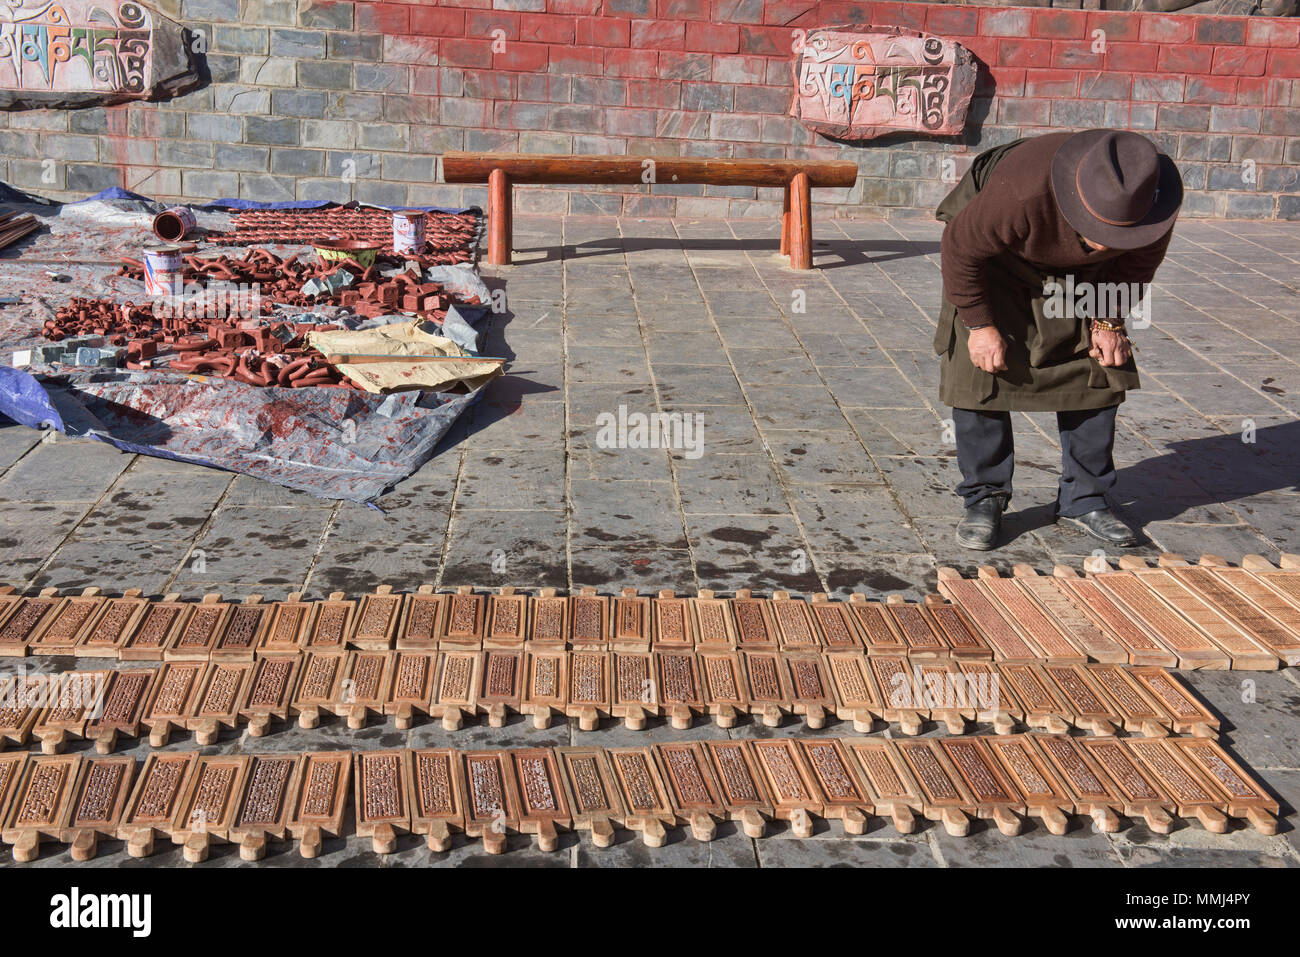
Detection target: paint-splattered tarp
<box><xmin>0</xmin><ymin>365</ymin><xmax>482</xmax><ymax>506</ymax></box>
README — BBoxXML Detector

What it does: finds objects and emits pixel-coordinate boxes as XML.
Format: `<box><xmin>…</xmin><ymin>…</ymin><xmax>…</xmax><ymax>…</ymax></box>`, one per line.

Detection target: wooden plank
<box><xmin>118</xmin><ymin>752</ymin><xmax>199</xmax><ymax>858</ymax></box>
<box><xmin>1028</xmin><ymin>734</ymin><xmax>1122</xmax><ymax>832</ymax></box>
<box><xmin>0</xmin><ymin>753</ymin><xmax>28</xmax><ymax>839</ymax></box>
<box><xmin>119</xmin><ymin>598</ymin><xmax>188</xmax><ymax>661</ymax></box>
<box><xmin>527</xmin><ymin>589</ymin><xmax>568</xmax><ymax>647</ymax></box>
<box><xmin>336</xmin><ymin>650</ymin><xmax>395</xmax><ymax>729</ymax></box>
<box><xmin>1085</xmin><ymin>663</ymin><xmax>1172</xmax><ymax>737</ymax></box>
<box><xmin>438</xmin><ymin>587</ymin><xmax>486</xmax><ymax>648</ymax></box>
<box><xmin>994</xmin><ymin>664</ymin><xmax>1071</xmax><ymax>734</ymax></box>
<box><xmin>935</xmin><ymin>576</ymin><xmax>1041</xmax><ymax>661</ymax></box>
<box><xmin>823</xmin><ymin>650</ymin><xmax>882</xmax><ymax>732</ymax></box>
<box><xmin>697</xmin><ymin>649</ymin><xmax>747</xmax><ymax>728</ymax></box>
<box><xmin>1128</xmin><ymin>666</ymin><xmax>1219</xmax><ymax>737</ymax></box>
<box><xmin>845</xmin><ymin>596</ymin><xmax>908</xmax><ymax>654</ymax></box>
<box><xmin>303</xmin><ymin>593</ymin><xmax>355</xmax><ymax>652</ymax></box>
<box><xmin>172</xmin><ymin>754</ymin><xmax>250</xmax><ymax>862</ymax></box>
<box><xmin>396</xmin><ymin>588</ymin><xmax>444</xmax><ymax>651</ymax></box>
<box><xmin>798</xmin><ymin>738</ymin><xmax>872</xmax><ymax>835</ymax></box>
<box><xmin>353</xmin><ymin>586</ymin><xmax>403</xmax><ymax>651</ymax></box>
<box><xmin>650</xmin><ymin>590</ymin><xmax>694</xmax><ymax>648</ymax></box>
<box><xmin>1078</xmin><ymin>735</ymin><xmax>1175</xmax><ymax>833</ymax></box>
<box><xmin>1169</xmin><ymin>737</ymin><xmax>1279</xmax><ymax>834</ymax></box>
<box><xmin>211</xmin><ymin>597</ymin><xmax>272</xmax><ymax>661</ymax></box>
<box><xmin>913</xmin><ymin>659</ymin><xmax>976</xmax><ymax>734</ymax></box>
<box><xmin>510</xmin><ymin>747</ymin><xmax>573</xmax><ymax>852</ymax></box>
<box><xmin>259</xmin><ymin>595</ymin><xmax>312</xmax><ymax>656</ymax></box>
<box><xmin>0</xmin><ymin>675</ymin><xmax>44</xmax><ymax>747</ymax></box>
<box><xmin>925</xmin><ymin>603</ymin><xmax>993</xmax><ymax>660</ymax></box>
<box><xmin>521</xmin><ymin>648</ymin><xmax>567</xmax><ymax>730</ymax></box>
<box><xmin>885</xmin><ymin>603</ymin><xmax>948</xmax><ymax>658</ymax></box>
<box><xmin>291</xmin><ymin>651</ymin><xmax>347</xmax><ymax>729</ymax></box>
<box><xmin>655</xmin><ymin>648</ymin><xmax>705</xmax><ymax>730</ymax></box>
<box><xmin>433</xmin><ymin>649</ymin><xmax>481</xmax><ymax>731</ymax></box>
<box><xmin>654</xmin><ymin>741</ymin><xmax>727</xmax><ymax>842</ymax></box>
<box><xmin>611</xmin><ymin>588</ymin><xmax>651</xmax><ymax>651</ymax></box>
<box><xmin>28</xmin><ymin>590</ymin><xmax>104</xmax><ymax>656</ymax></box>
<box><xmin>1093</xmin><ymin>572</ymin><xmax>1230</xmax><ymax>670</ymax></box>
<box><xmin>749</xmin><ymin>738</ymin><xmax>825</xmax><ymax>838</ymax></box>
<box><xmin>1040</xmin><ymin>663</ymin><xmax>1120</xmax><ymax>736</ymax></box>
<box><xmin>770</xmin><ymin>592</ymin><xmax>823</xmax><ymax>652</ymax></box>
<box><xmin>981</xmin><ymin>575</ymin><xmax>1086</xmax><ymax>662</ymax></box>
<box><xmin>1</xmin><ymin>754</ymin><xmax>81</xmax><ymax>862</ymax></box>
<box><xmin>187</xmin><ymin>661</ymin><xmax>254</xmax><ymax>745</ymax></box>
<box><xmin>1011</xmin><ymin>569</ymin><xmax>1128</xmax><ymax>663</ymax></box>
<box><xmin>1125</xmin><ymin>737</ymin><xmax>1229</xmax><ymax>833</ymax></box>
<box><xmin>843</xmin><ymin>738</ymin><xmax>922</xmax><ymax>834</ymax></box>
<box><xmin>956</xmin><ymin>660</ymin><xmax>1019</xmax><ymax>734</ymax></box>
<box><xmin>60</xmin><ymin>755</ymin><xmax>136</xmax><ymax>861</ymax></box>
<box><xmin>1207</xmin><ymin>566</ymin><xmax>1300</xmax><ymax>665</ymax></box>
<box><xmin>287</xmin><ymin>750</ymin><xmax>351</xmax><ymax>859</ymax></box>
<box><xmin>741</xmin><ymin>649</ymin><xmax>793</xmax><ymax>728</ymax></box>
<box><xmin>34</xmin><ymin>670</ymin><xmax>110</xmax><ymax>754</ymax></box>
<box><xmin>701</xmin><ymin>740</ymin><xmax>773</xmax><ymax>838</ymax></box>
<box><xmin>893</xmin><ymin>738</ymin><xmax>975</xmax><ymax>836</ymax></box>
<box><xmin>781</xmin><ymin>651</ymin><xmax>835</xmax><ymax>730</ymax></box>
<box><xmin>477</xmin><ymin>648</ymin><xmax>524</xmax><ymax>727</ymax></box>
<box><xmin>85</xmin><ymin>667</ymin><xmax>158</xmax><ymax>753</ymax></box>
<box><xmin>240</xmin><ymin>655</ymin><xmax>300</xmax><ymax>737</ymax></box>
<box><xmin>461</xmin><ymin>749</ymin><xmax>521</xmax><ymax>854</ymax></box>
<box><xmin>808</xmin><ymin>593</ymin><xmax>863</xmax><ymax>650</ymax></box>
<box><xmin>607</xmin><ymin>746</ymin><xmax>674</xmax><ymax>847</ymax></box>
<box><xmin>984</xmin><ymin>735</ymin><xmax>1071</xmax><ymax>835</ymax></box>
<box><xmin>868</xmin><ymin>655</ymin><xmax>926</xmax><ymax>735</ymax></box>
<box><xmin>484</xmin><ymin>587</ymin><xmax>528</xmax><ymax>649</ymax></box>
<box><xmin>612</xmin><ymin>650</ymin><xmax>658</xmax><ymax>730</ymax></box>
<box><xmin>229</xmin><ymin>753</ymin><xmax>303</xmax><ymax>861</ymax></box>
<box><xmin>940</xmin><ymin>736</ymin><xmax>1026</xmax><ymax>835</ymax></box>
<box><xmin>0</xmin><ymin>593</ymin><xmax>62</xmax><ymax>657</ymax></box>
<box><xmin>407</xmin><ymin>747</ymin><xmax>466</xmax><ymax>852</ymax></box>
<box><xmin>569</xmin><ymin>588</ymin><xmax>610</xmax><ymax>650</ymax></box>
<box><xmin>385</xmin><ymin>651</ymin><xmax>437</xmax><ymax>729</ymax></box>
<box><xmin>690</xmin><ymin>590</ymin><xmax>738</xmax><ymax>647</ymax></box>
<box><xmin>556</xmin><ymin>746</ymin><xmax>624</xmax><ymax>848</ymax></box>
<box><xmin>731</xmin><ymin>591</ymin><xmax>779</xmax><ymax>649</ymax></box>
<box><xmin>1058</xmin><ymin>576</ymin><xmax>1178</xmax><ymax>667</ymax></box>
<box><xmin>442</xmin><ymin>151</ymin><xmax>860</xmax><ymax>188</ymax></box>
<box><xmin>567</xmin><ymin>649</ymin><xmax>611</xmax><ymax>731</ymax></box>
<box><xmin>74</xmin><ymin>593</ymin><xmax>150</xmax><ymax>658</ymax></box>
<box><xmin>165</xmin><ymin>594</ymin><xmax>231</xmax><ymax>662</ymax></box>
<box><xmin>353</xmin><ymin>750</ymin><xmax>411</xmax><ymax>854</ymax></box>
<box><xmin>1137</xmin><ymin>568</ymin><xmax>1277</xmax><ymax>670</ymax></box>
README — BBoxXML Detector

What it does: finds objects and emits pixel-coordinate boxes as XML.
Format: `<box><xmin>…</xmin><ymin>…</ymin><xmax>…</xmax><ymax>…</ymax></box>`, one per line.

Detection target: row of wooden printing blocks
<box><xmin>937</xmin><ymin>554</ymin><xmax>1300</xmax><ymax>670</ymax></box>
<box><xmin>3</xmin><ymin>551</ymin><xmax>1297</xmax><ymax>669</ymax></box>
<box><xmin>0</xmin><ymin>584</ymin><xmax>1001</xmax><ymax>660</ymax></box>
<box><xmin>0</xmin><ymin>732</ymin><xmax>1279</xmax><ymax>863</ymax></box>
<box><xmin>0</xmin><ymin>647</ymin><xmax>1220</xmax><ymax>754</ymax></box>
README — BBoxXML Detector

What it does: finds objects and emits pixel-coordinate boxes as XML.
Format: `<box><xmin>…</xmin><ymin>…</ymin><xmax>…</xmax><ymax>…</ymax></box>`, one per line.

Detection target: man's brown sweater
<box><xmin>940</xmin><ymin>131</ymin><xmax>1173</xmax><ymax>331</ymax></box>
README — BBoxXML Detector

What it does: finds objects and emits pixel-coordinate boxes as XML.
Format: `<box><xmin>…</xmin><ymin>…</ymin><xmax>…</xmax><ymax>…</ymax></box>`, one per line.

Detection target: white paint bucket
<box><xmin>143</xmin><ymin>244</ymin><xmax>183</xmax><ymax>298</ymax></box>
<box><xmin>393</xmin><ymin>209</ymin><xmax>426</xmax><ymax>256</ymax></box>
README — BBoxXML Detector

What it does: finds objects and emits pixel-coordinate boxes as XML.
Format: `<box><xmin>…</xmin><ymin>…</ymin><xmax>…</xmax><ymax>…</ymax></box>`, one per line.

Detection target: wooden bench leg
<box><xmin>780</xmin><ymin>184</ymin><xmax>791</xmax><ymax>257</ymax></box>
<box><xmin>488</xmin><ymin>167</ymin><xmax>512</xmax><ymax>266</ymax></box>
<box><xmin>788</xmin><ymin>172</ymin><xmax>812</xmax><ymax>269</ymax></box>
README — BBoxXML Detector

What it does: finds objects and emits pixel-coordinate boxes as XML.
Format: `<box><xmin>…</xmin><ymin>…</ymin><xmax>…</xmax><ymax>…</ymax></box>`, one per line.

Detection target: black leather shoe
<box><xmin>956</xmin><ymin>497</ymin><xmax>1004</xmax><ymax>551</ymax></box>
<box><xmin>1058</xmin><ymin>508</ymin><xmax>1139</xmax><ymax>547</ymax></box>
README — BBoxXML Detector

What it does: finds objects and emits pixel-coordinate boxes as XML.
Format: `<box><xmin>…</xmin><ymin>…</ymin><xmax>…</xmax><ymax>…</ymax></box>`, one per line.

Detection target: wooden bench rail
<box><xmin>441</xmin><ymin>152</ymin><xmax>859</xmax><ymax>270</ymax></box>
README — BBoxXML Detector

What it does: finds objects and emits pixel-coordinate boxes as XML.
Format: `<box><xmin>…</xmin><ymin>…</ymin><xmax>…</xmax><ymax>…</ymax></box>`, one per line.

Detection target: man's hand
<box><xmin>967</xmin><ymin>325</ymin><xmax>1008</xmax><ymax>374</ymax></box>
<box><xmin>1089</xmin><ymin>327</ymin><xmax>1132</xmax><ymax>367</ymax></box>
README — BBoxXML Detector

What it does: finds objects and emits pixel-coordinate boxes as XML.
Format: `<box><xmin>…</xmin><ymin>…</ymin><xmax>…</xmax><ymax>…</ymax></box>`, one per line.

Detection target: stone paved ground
<box><xmin>1</xmin><ymin>213</ymin><xmax>1297</xmax><ymax>867</ymax></box>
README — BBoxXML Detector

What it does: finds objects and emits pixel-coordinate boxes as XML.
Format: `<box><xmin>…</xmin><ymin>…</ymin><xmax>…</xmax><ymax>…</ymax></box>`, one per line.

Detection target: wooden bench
<box><xmin>441</xmin><ymin>152</ymin><xmax>859</xmax><ymax>270</ymax></box>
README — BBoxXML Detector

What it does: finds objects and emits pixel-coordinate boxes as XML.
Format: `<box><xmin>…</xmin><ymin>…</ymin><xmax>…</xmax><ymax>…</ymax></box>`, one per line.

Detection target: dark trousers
<box><xmin>953</xmin><ymin>406</ymin><xmax>1118</xmax><ymax>517</ymax></box>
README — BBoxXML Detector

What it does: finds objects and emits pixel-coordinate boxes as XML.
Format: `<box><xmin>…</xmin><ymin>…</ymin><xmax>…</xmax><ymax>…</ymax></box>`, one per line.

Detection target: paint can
<box><xmin>392</xmin><ymin>209</ymin><xmax>427</xmax><ymax>256</ymax></box>
<box><xmin>152</xmin><ymin>206</ymin><xmax>197</xmax><ymax>242</ymax></box>
<box><xmin>143</xmin><ymin>244</ymin><xmax>184</xmax><ymax>298</ymax></box>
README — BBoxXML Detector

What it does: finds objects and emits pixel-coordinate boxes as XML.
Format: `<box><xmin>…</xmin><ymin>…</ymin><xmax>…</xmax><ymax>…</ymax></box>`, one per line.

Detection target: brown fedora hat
<box><xmin>1050</xmin><ymin>129</ymin><xmax>1183</xmax><ymax>250</ymax></box>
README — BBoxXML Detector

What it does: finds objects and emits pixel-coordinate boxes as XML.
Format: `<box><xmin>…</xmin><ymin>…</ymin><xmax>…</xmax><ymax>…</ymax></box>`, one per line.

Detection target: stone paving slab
<box><xmin>1</xmin><ymin>214</ymin><xmax>1298</xmax><ymax>867</ymax></box>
